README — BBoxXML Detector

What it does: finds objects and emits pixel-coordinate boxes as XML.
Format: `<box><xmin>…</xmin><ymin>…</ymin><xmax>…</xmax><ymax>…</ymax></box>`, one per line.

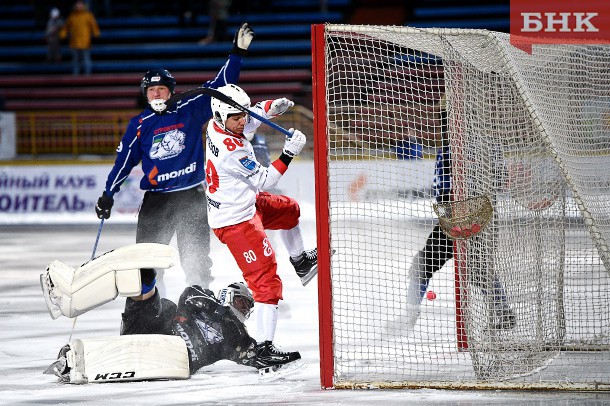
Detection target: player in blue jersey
<box><xmin>396</xmin><ymin>95</ymin><xmax>516</xmax><ymax>332</ymax></box>
<box><xmin>94</xmin><ymin>23</ymin><xmax>256</xmax><ymax>327</ymax></box>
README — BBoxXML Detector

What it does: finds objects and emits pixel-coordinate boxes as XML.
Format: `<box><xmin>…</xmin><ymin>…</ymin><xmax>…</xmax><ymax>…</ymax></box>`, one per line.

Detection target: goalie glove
<box><xmin>265</xmin><ymin>98</ymin><xmax>294</xmax><ymax>117</ymax></box>
<box><xmin>232</xmin><ymin>22</ymin><xmax>255</xmax><ymax>56</ymax></box>
<box><xmin>282</xmin><ymin>128</ymin><xmax>306</xmax><ymax>158</ymax></box>
<box><xmin>95</xmin><ymin>192</ymin><xmax>113</xmax><ymax>219</ymax></box>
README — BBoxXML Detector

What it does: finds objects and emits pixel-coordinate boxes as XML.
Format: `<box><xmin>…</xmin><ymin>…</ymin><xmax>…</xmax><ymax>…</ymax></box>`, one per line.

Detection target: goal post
<box><xmin>312</xmin><ymin>23</ymin><xmax>610</xmax><ymax>390</ymax></box>
<box><xmin>311</xmin><ymin>23</ymin><xmax>334</xmax><ymax>389</ymax></box>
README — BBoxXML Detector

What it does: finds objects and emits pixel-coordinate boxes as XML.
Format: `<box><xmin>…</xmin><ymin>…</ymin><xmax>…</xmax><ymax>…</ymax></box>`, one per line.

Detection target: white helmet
<box><xmin>211</xmin><ymin>84</ymin><xmax>250</xmax><ymax>130</ymax></box>
<box><xmin>217</xmin><ymin>281</ymin><xmax>254</xmax><ymax>322</ymax></box>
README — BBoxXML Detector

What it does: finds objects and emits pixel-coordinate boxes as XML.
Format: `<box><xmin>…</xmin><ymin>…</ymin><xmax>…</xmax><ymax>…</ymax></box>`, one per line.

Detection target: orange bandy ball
<box><xmin>471</xmin><ymin>223</ymin><xmax>482</xmax><ymax>233</ymax></box>
<box><xmin>426</xmin><ymin>291</ymin><xmax>437</xmax><ymax>301</ymax></box>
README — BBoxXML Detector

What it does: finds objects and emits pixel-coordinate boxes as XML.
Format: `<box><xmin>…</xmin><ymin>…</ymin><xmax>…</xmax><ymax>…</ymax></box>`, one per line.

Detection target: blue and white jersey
<box><xmin>104</xmin><ymin>53</ymin><xmax>243</xmax><ymax>195</ymax></box>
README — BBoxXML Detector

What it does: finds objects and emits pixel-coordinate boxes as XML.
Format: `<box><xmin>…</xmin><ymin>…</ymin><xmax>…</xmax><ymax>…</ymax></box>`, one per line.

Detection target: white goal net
<box><xmin>312</xmin><ymin>24</ymin><xmax>610</xmax><ymax>390</ymax></box>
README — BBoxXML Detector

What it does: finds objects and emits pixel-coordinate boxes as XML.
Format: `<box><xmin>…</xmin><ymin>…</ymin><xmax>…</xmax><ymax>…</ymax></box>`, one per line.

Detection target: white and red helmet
<box><xmin>211</xmin><ymin>84</ymin><xmax>251</xmax><ymax>130</ymax></box>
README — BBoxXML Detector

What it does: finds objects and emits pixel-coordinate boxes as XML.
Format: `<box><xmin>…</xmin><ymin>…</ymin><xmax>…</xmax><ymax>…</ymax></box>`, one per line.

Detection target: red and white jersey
<box><xmin>205</xmin><ymin>106</ymin><xmax>286</xmax><ymax>228</ymax></box>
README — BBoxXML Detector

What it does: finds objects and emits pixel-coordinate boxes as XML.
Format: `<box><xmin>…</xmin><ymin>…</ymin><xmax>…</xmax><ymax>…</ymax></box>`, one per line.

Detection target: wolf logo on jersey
<box><xmin>150</xmin><ymin>129</ymin><xmax>186</xmax><ymax>160</ymax></box>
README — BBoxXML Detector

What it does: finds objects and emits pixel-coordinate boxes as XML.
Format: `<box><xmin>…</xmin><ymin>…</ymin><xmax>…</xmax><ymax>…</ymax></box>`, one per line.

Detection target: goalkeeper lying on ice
<box><xmin>41</xmin><ymin>243</ymin><xmax>303</xmax><ymax>383</ymax></box>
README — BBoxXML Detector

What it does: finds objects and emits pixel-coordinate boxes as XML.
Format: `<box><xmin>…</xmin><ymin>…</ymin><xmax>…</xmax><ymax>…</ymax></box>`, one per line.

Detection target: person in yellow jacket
<box><xmin>60</xmin><ymin>0</ymin><xmax>100</xmax><ymax>75</ymax></box>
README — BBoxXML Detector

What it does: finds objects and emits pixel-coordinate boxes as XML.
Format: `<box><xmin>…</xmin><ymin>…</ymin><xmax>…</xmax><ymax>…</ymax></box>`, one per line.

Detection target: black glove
<box><xmin>231</xmin><ymin>22</ymin><xmax>254</xmax><ymax>56</ymax></box>
<box><xmin>95</xmin><ymin>192</ymin><xmax>114</xmax><ymax>219</ymax></box>
<box><xmin>178</xmin><ymin>285</ymin><xmax>224</xmax><ymax>317</ymax></box>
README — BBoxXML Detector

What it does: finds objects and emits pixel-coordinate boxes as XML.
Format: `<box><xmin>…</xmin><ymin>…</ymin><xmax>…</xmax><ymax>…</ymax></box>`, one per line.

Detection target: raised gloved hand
<box><xmin>95</xmin><ymin>192</ymin><xmax>114</xmax><ymax>219</ymax></box>
<box><xmin>232</xmin><ymin>22</ymin><xmax>254</xmax><ymax>56</ymax></box>
<box><xmin>282</xmin><ymin>128</ymin><xmax>306</xmax><ymax>158</ymax></box>
<box><xmin>267</xmin><ymin>98</ymin><xmax>294</xmax><ymax>117</ymax></box>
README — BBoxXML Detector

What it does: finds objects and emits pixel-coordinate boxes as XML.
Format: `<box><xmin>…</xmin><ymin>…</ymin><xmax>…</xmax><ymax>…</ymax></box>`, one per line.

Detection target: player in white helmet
<box><xmin>205</xmin><ymin>84</ymin><xmax>316</xmax><ymax>374</ymax></box>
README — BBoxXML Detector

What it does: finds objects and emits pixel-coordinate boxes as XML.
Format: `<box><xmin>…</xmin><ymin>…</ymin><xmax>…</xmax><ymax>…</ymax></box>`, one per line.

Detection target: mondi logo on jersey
<box><xmin>510</xmin><ymin>0</ymin><xmax>610</xmax><ymax>53</ymax></box>
<box><xmin>156</xmin><ymin>162</ymin><xmax>197</xmax><ymax>182</ymax></box>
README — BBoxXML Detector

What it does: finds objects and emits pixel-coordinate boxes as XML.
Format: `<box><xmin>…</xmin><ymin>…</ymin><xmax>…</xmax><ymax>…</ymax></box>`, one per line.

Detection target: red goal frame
<box><xmin>311</xmin><ymin>23</ymin><xmax>334</xmax><ymax>389</ymax></box>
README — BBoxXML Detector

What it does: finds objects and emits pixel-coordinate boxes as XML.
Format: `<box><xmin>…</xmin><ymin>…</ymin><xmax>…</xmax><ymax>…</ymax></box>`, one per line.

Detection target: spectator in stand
<box><xmin>198</xmin><ymin>0</ymin><xmax>232</xmax><ymax>45</ymax></box>
<box><xmin>178</xmin><ymin>0</ymin><xmax>197</xmax><ymax>27</ymax></box>
<box><xmin>60</xmin><ymin>0</ymin><xmax>100</xmax><ymax>75</ymax></box>
<box><xmin>45</xmin><ymin>7</ymin><xmax>64</xmax><ymax>63</ymax></box>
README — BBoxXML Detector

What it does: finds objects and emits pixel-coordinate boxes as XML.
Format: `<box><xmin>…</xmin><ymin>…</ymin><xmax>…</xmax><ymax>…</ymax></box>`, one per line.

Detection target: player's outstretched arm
<box><xmin>232</xmin><ymin>22</ymin><xmax>254</xmax><ymax>56</ymax></box>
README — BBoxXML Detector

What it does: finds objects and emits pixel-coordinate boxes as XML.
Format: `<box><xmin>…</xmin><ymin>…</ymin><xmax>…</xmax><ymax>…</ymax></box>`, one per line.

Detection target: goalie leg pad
<box><xmin>46</xmin><ymin>334</ymin><xmax>190</xmax><ymax>384</ymax></box>
<box><xmin>41</xmin><ymin>243</ymin><xmax>178</xmax><ymax>319</ymax></box>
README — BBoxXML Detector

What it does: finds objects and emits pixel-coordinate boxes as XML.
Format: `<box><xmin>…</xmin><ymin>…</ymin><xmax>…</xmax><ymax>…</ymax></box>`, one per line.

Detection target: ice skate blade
<box><xmin>300</xmin><ymin>265</ymin><xmax>318</xmax><ymax>287</ymax></box>
<box><xmin>258</xmin><ymin>359</ymin><xmax>306</xmax><ymax>382</ymax></box>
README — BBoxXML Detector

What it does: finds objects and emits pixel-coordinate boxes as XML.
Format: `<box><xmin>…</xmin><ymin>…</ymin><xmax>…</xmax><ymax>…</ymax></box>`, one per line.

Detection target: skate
<box><xmin>250</xmin><ymin>341</ymin><xmax>304</xmax><ymax>380</ymax></box>
<box><xmin>43</xmin><ymin>344</ymin><xmax>71</xmax><ymax>382</ymax></box>
<box><xmin>289</xmin><ymin>249</ymin><xmax>318</xmax><ymax>286</ymax></box>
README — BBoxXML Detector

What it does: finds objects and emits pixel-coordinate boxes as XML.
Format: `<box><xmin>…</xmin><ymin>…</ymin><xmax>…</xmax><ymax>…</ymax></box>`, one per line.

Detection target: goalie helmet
<box><xmin>211</xmin><ymin>84</ymin><xmax>250</xmax><ymax>131</ymax></box>
<box><xmin>217</xmin><ymin>281</ymin><xmax>254</xmax><ymax>323</ymax></box>
<box><xmin>140</xmin><ymin>69</ymin><xmax>176</xmax><ymax>96</ymax></box>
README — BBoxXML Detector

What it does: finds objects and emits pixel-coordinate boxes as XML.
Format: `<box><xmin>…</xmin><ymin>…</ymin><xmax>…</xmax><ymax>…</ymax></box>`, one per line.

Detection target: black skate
<box><xmin>250</xmin><ymin>341</ymin><xmax>304</xmax><ymax>380</ymax></box>
<box><xmin>289</xmin><ymin>249</ymin><xmax>318</xmax><ymax>286</ymax></box>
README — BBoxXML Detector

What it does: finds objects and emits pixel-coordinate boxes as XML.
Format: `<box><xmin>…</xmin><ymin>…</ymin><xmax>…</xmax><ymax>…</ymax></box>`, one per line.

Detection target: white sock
<box><xmin>255</xmin><ymin>302</ymin><xmax>279</xmax><ymax>343</ymax></box>
<box><xmin>279</xmin><ymin>224</ymin><xmax>305</xmax><ymax>259</ymax></box>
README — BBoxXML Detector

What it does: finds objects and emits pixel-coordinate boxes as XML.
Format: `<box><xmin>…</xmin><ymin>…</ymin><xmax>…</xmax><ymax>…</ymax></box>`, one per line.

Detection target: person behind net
<box><xmin>94</xmin><ymin>23</ymin><xmax>254</xmax><ymax>302</ymax></box>
<box><xmin>205</xmin><ymin>84</ymin><xmax>317</xmax><ymax>370</ymax></box>
<box><xmin>398</xmin><ymin>95</ymin><xmax>516</xmax><ymax>332</ymax></box>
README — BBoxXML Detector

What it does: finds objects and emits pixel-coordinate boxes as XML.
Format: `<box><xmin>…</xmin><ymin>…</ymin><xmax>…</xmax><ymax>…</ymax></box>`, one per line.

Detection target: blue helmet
<box><xmin>140</xmin><ymin>69</ymin><xmax>176</xmax><ymax>96</ymax></box>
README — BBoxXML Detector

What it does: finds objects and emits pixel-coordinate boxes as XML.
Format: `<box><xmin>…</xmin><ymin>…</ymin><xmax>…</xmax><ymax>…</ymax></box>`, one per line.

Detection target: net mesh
<box><xmin>318</xmin><ymin>24</ymin><xmax>610</xmax><ymax>389</ymax></box>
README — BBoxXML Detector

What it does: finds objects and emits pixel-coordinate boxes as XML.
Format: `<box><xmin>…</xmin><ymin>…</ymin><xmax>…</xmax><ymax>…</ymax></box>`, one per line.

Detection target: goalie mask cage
<box><xmin>312</xmin><ymin>24</ymin><xmax>610</xmax><ymax>391</ymax></box>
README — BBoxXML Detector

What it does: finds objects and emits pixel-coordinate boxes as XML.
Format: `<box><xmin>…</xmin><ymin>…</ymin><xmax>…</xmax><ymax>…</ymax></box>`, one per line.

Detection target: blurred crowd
<box><xmin>31</xmin><ymin>0</ymin><xmax>271</xmax><ymax>28</ymax></box>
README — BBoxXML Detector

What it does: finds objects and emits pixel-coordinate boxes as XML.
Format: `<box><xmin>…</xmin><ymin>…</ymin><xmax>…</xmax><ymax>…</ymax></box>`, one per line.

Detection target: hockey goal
<box><xmin>312</xmin><ymin>24</ymin><xmax>610</xmax><ymax>390</ymax></box>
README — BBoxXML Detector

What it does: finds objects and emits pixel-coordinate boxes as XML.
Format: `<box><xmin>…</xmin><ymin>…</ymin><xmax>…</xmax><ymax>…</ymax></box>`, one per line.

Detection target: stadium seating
<box><xmin>0</xmin><ymin>1</ymin><xmax>349</xmax><ymax>111</ymax></box>
<box><xmin>407</xmin><ymin>1</ymin><xmax>509</xmax><ymax>31</ymax></box>
<box><xmin>0</xmin><ymin>0</ymin><xmax>509</xmax><ymax>112</ymax></box>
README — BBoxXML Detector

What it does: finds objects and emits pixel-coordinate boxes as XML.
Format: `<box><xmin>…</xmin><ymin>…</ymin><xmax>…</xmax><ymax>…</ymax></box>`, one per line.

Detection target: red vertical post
<box><xmin>311</xmin><ymin>23</ymin><xmax>334</xmax><ymax>389</ymax></box>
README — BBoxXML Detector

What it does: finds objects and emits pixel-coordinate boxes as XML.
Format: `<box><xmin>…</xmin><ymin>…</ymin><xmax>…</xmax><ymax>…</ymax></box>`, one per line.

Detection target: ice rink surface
<box><xmin>1</xmin><ymin>219</ymin><xmax>609</xmax><ymax>405</ymax></box>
